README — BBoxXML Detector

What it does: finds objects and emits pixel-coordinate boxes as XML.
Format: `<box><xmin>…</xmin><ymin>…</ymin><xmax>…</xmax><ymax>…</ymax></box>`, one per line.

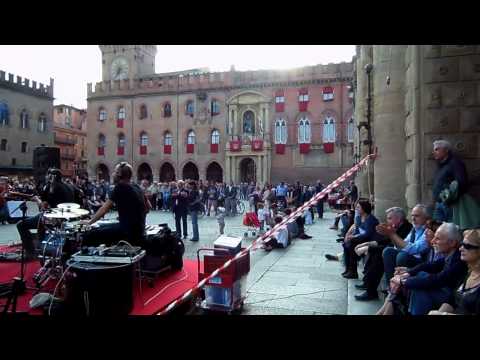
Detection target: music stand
<box><xmin>1</xmin><ymin>200</ymin><xmax>36</xmax><ymax>315</ymax></box>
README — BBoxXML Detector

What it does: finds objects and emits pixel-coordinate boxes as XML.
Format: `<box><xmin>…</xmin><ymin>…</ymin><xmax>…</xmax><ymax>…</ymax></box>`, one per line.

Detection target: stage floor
<box><xmin>0</xmin><ymin>245</ymin><xmax>199</xmax><ymax>316</ymax></box>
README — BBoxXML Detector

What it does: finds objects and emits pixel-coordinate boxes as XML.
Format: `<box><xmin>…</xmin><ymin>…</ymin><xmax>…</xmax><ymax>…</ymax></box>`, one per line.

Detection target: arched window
<box><xmin>140</xmin><ymin>104</ymin><xmax>148</xmax><ymax>120</ymax></box>
<box><xmin>211</xmin><ymin>129</ymin><xmax>220</xmax><ymax>144</ymax></box>
<box><xmin>243</xmin><ymin>110</ymin><xmax>255</xmax><ymax>134</ymax></box>
<box><xmin>118</xmin><ymin>107</ymin><xmax>126</xmax><ymax>120</ymax></box>
<box><xmin>347</xmin><ymin>118</ymin><xmax>355</xmax><ymax>143</ymax></box>
<box><xmin>140</xmin><ymin>132</ymin><xmax>148</xmax><ymax>155</ymax></box>
<box><xmin>21</xmin><ymin>141</ymin><xmax>28</xmax><ymax>153</ymax></box>
<box><xmin>323</xmin><ymin>116</ymin><xmax>336</xmax><ymax>143</ymax></box>
<box><xmin>298</xmin><ymin>117</ymin><xmax>311</xmax><ymax>143</ymax></box>
<box><xmin>117</xmin><ymin>134</ymin><xmax>126</xmax><ymax>156</ymax></box>
<box><xmin>98</xmin><ymin>107</ymin><xmax>107</xmax><ymax>121</ymax></box>
<box><xmin>0</xmin><ymin>102</ymin><xmax>9</xmax><ymax>126</ymax></box>
<box><xmin>98</xmin><ymin>134</ymin><xmax>106</xmax><ymax>147</ymax></box>
<box><xmin>187</xmin><ymin>130</ymin><xmax>196</xmax><ymax>145</ymax></box>
<box><xmin>38</xmin><ymin>113</ymin><xmax>47</xmax><ymax>133</ymax></box>
<box><xmin>164</xmin><ymin>102</ymin><xmax>172</xmax><ymax>117</ymax></box>
<box><xmin>186</xmin><ymin>100</ymin><xmax>194</xmax><ymax>116</ymax></box>
<box><xmin>275</xmin><ymin>119</ymin><xmax>287</xmax><ymax>144</ymax></box>
<box><xmin>20</xmin><ymin>109</ymin><xmax>29</xmax><ymax>129</ymax></box>
<box><xmin>187</xmin><ymin>130</ymin><xmax>195</xmax><ymax>153</ymax></box>
<box><xmin>0</xmin><ymin>139</ymin><xmax>7</xmax><ymax>151</ymax></box>
<box><xmin>164</xmin><ymin>131</ymin><xmax>173</xmax><ymax>145</ymax></box>
<box><xmin>140</xmin><ymin>132</ymin><xmax>148</xmax><ymax>146</ymax></box>
<box><xmin>118</xmin><ymin>133</ymin><xmax>126</xmax><ymax>147</ymax></box>
<box><xmin>211</xmin><ymin>100</ymin><xmax>220</xmax><ymax>116</ymax></box>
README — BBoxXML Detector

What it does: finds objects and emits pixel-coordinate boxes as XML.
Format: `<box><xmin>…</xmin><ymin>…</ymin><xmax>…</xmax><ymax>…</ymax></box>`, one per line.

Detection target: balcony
<box><xmin>54</xmin><ymin>133</ymin><xmax>76</xmax><ymax>145</ymax></box>
<box><xmin>227</xmin><ymin>134</ymin><xmax>269</xmax><ymax>153</ymax></box>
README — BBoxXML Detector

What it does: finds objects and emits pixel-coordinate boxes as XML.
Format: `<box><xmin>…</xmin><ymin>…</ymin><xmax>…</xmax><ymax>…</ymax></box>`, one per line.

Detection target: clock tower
<box><xmin>99</xmin><ymin>45</ymin><xmax>157</xmax><ymax>81</ymax></box>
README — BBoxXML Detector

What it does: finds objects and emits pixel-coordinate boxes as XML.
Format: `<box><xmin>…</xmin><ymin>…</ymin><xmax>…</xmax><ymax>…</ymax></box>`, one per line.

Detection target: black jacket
<box><xmin>432</xmin><ymin>153</ymin><xmax>468</xmax><ymax>203</ymax></box>
<box><xmin>405</xmin><ymin>249</ymin><xmax>468</xmax><ymax>291</ymax></box>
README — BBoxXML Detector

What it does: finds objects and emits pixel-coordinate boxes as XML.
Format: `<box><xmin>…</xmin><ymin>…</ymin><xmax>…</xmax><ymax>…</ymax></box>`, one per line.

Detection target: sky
<box><xmin>0</xmin><ymin>45</ymin><xmax>356</xmax><ymax>109</ymax></box>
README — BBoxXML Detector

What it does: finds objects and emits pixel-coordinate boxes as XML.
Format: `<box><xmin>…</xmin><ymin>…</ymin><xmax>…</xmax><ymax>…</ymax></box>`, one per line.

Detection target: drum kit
<box><xmin>33</xmin><ymin>203</ymin><xmax>91</xmax><ymax>288</ymax></box>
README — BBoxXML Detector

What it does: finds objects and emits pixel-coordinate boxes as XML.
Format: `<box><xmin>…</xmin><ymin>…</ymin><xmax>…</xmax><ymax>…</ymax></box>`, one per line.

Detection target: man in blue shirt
<box><xmin>275</xmin><ymin>182</ymin><xmax>288</xmax><ymax>208</ymax></box>
<box><xmin>379</xmin><ymin>204</ymin><xmax>429</xmax><ymax>285</ymax></box>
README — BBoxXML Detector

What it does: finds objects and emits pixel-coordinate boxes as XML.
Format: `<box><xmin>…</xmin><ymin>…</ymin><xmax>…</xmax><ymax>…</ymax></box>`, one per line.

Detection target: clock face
<box><xmin>110</xmin><ymin>57</ymin><xmax>129</xmax><ymax>80</ymax></box>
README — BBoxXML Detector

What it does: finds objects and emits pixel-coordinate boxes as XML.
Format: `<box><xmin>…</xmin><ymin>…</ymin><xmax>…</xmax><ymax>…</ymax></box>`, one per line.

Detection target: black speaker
<box><xmin>32</xmin><ymin>146</ymin><xmax>60</xmax><ymax>185</ymax></box>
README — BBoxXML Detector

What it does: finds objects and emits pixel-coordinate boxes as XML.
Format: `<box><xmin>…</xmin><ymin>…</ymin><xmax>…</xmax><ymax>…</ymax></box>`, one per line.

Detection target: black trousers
<box><xmin>16</xmin><ymin>214</ymin><xmax>43</xmax><ymax>255</ymax></box>
<box><xmin>175</xmin><ymin>212</ymin><xmax>188</xmax><ymax>238</ymax></box>
<box><xmin>362</xmin><ymin>246</ymin><xmax>385</xmax><ymax>294</ymax></box>
<box><xmin>343</xmin><ymin>237</ymin><xmax>368</xmax><ymax>273</ymax></box>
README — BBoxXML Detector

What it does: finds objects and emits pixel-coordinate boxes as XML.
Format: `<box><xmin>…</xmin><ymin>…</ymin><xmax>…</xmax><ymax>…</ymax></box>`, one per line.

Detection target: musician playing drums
<box><xmin>79</xmin><ymin>162</ymin><xmax>150</xmax><ymax>247</ymax></box>
<box><xmin>16</xmin><ymin>168</ymin><xmax>77</xmax><ymax>260</ymax></box>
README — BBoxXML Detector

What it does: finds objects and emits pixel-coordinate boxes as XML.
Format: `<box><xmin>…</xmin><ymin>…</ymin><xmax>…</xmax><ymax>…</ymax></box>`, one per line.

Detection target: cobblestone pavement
<box><xmin>0</xmin><ymin>201</ymin><xmax>381</xmax><ymax>315</ymax></box>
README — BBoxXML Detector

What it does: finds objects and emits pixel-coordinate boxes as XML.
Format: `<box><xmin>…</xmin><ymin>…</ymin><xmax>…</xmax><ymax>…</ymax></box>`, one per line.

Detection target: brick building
<box><xmin>87</xmin><ymin>45</ymin><xmax>355</xmax><ymax>185</ymax></box>
<box><xmin>0</xmin><ymin>70</ymin><xmax>54</xmax><ymax>178</ymax></box>
<box><xmin>53</xmin><ymin>104</ymin><xmax>87</xmax><ymax>178</ymax></box>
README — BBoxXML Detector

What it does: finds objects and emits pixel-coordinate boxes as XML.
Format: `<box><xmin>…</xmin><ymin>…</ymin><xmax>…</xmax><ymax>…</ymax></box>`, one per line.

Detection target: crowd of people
<box><xmin>324</xmin><ymin>140</ymin><xmax>480</xmax><ymax>315</ymax></box>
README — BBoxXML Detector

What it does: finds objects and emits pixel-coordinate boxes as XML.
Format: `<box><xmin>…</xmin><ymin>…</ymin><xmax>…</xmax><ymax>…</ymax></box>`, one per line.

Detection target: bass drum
<box><xmin>38</xmin><ymin>232</ymin><xmax>80</xmax><ymax>265</ymax></box>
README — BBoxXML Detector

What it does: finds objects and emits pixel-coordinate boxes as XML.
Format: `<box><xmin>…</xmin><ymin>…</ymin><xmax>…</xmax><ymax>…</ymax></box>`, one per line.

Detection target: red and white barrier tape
<box><xmin>157</xmin><ymin>153</ymin><xmax>376</xmax><ymax>315</ymax></box>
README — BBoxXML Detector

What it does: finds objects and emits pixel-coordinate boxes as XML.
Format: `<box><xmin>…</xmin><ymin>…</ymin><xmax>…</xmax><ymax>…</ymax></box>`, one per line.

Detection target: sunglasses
<box><xmin>461</xmin><ymin>241</ymin><xmax>480</xmax><ymax>251</ymax></box>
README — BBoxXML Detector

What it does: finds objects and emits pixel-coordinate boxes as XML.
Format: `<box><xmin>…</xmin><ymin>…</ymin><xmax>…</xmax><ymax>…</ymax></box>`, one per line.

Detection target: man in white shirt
<box><xmin>264</xmin><ymin>216</ymin><xmax>289</xmax><ymax>251</ymax></box>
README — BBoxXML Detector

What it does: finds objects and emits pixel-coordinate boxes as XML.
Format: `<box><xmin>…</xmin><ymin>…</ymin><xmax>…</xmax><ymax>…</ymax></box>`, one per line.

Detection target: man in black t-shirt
<box><xmin>81</xmin><ymin>162</ymin><xmax>148</xmax><ymax>246</ymax></box>
<box><xmin>17</xmin><ymin>168</ymin><xmax>77</xmax><ymax>259</ymax></box>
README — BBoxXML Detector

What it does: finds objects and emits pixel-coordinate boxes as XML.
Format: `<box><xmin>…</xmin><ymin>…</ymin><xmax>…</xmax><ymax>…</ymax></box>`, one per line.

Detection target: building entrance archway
<box><xmin>206</xmin><ymin>162</ymin><xmax>223</xmax><ymax>183</ymax></box>
<box><xmin>239</xmin><ymin>157</ymin><xmax>256</xmax><ymax>183</ymax></box>
<box><xmin>96</xmin><ymin>164</ymin><xmax>110</xmax><ymax>182</ymax></box>
<box><xmin>137</xmin><ymin>163</ymin><xmax>153</xmax><ymax>182</ymax></box>
<box><xmin>159</xmin><ymin>162</ymin><xmax>176</xmax><ymax>182</ymax></box>
<box><xmin>182</xmin><ymin>162</ymin><xmax>199</xmax><ymax>181</ymax></box>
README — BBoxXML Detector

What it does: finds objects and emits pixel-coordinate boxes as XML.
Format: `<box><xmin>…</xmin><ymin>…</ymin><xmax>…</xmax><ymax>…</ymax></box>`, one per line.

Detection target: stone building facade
<box><xmin>53</xmin><ymin>105</ymin><xmax>88</xmax><ymax>178</ymax></box>
<box><xmin>353</xmin><ymin>45</ymin><xmax>480</xmax><ymax>217</ymax></box>
<box><xmin>87</xmin><ymin>45</ymin><xmax>356</xmax><ymax>185</ymax></box>
<box><xmin>0</xmin><ymin>70</ymin><xmax>54</xmax><ymax>178</ymax></box>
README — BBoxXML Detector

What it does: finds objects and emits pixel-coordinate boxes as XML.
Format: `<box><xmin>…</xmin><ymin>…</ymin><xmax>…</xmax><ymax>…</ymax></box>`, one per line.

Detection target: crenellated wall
<box><xmin>0</xmin><ymin>70</ymin><xmax>54</xmax><ymax>99</ymax></box>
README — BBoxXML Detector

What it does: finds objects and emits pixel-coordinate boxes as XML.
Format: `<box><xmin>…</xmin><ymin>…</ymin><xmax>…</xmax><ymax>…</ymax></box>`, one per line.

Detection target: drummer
<box><xmin>79</xmin><ymin>162</ymin><xmax>149</xmax><ymax>247</ymax></box>
<box><xmin>16</xmin><ymin>168</ymin><xmax>78</xmax><ymax>260</ymax></box>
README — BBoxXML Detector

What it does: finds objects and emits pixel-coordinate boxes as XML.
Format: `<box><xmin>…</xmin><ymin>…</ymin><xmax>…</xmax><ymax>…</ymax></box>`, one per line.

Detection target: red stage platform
<box><xmin>0</xmin><ymin>245</ymin><xmax>199</xmax><ymax>316</ymax></box>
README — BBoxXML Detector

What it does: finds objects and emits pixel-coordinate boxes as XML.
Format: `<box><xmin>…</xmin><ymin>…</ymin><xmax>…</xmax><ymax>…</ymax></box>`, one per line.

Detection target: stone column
<box><xmin>372</xmin><ymin>45</ymin><xmax>408</xmax><ymax>217</ymax></box>
<box><xmin>355</xmin><ymin>45</ymin><xmax>373</xmax><ymax>198</ymax></box>
<box><xmin>225</xmin><ymin>156</ymin><xmax>231</xmax><ymax>183</ymax></box>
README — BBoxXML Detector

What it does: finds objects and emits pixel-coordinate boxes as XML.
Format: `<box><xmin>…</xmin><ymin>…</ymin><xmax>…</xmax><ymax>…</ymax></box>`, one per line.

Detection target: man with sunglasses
<box><xmin>392</xmin><ymin>222</ymin><xmax>468</xmax><ymax>315</ymax></box>
<box><xmin>81</xmin><ymin>162</ymin><xmax>148</xmax><ymax>246</ymax></box>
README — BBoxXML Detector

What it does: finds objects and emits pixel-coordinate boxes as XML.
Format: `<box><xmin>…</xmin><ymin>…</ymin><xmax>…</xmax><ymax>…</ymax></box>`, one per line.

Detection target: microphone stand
<box><xmin>2</xmin><ymin>199</ymin><xmax>37</xmax><ymax>316</ymax></box>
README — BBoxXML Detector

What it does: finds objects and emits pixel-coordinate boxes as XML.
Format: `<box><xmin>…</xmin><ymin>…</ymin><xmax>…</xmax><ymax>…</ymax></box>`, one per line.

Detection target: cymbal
<box><xmin>57</xmin><ymin>203</ymin><xmax>81</xmax><ymax>209</ymax></box>
<box><xmin>44</xmin><ymin>207</ymin><xmax>89</xmax><ymax>220</ymax></box>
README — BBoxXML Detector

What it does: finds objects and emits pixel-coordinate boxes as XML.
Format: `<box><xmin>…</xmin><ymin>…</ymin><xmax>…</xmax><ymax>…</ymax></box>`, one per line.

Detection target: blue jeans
<box><xmin>408</xmin><ymin>272</ymin><xmax>452</xmax><ymax>315</ymax></box>
<box><xmin>433</xmin><ymin>202</ymin><xmax>453</xmax><ymax>222</ymax></box>
<box><xmin>383</xmin><ymin>247</ymin><xmax>423</xmax><ymax>286</ymax></box>
<box><xmin>190</xmin><ymin>210</ymin><xmax>199</xmax><ymax>240</ymax></box>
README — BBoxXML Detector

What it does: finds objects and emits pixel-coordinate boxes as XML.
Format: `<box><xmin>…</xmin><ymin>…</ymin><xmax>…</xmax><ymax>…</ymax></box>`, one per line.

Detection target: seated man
<box><xmin>353</xmin><ymin>207</ymin><xmax>412</xmax><ymax>301</ymax></box>
<box><xmin>285</xmin><ymin>208</ymin><xmax>312</xmax><ymax>240</ymax></box>
<box><xmin>378</xmin><ymin>223</ymin><xmax>467</xmax><ymax>315</ymax></box>
<box><xmin>80</xmin><ymin>162</ymin><xmax>148</xmax><ymax>247</ymax></box>
<box><xmin>379</xmin><ymin>204</ymin><xmax>430</xmax><ymax>287</ymax></box>
<box><xmin>264</xmin><ymin>216</ymin><xmax>289</xmax><ymax>251</ymax></box>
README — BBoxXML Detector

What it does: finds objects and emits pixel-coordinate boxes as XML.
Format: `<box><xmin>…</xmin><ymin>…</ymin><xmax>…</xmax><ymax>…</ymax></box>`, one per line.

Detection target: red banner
<box><xmin>117</xmin><ymin>119</ymin><xmax>124</xmax><ymax>128</ymax></box>
<box><xmin>186</xmin><ymin>143</ymin><xmax>194</xmax><ymax>153</ymax></box>
<box><xmin>252</xmin><ymin>139</ymin><xmax>263</xmax><ymax>151</ymax></box>
<box><xmin>275</xmin><ymin>143</ymin><xmax>285</xmax><ymax>154</ymax></box>
<box><xmin>97</xmin><ymin>147</ymin><xmax>104</xmax><ymax>156</ymax></box>
<box><xmin>299</xmin><ymin>101</ymin><xmax>308</xmax><ymax>112</ymax></box>
<box><xmin>275</xmin><ymin>103</ymin><xmax>285</xmax><ymax>113</ymax></box>
<box><xmin>299</xmin><ymin>143</ymin><xmax>310</xmax><ymax>154</ymax></box>
<box><xmin>210</xmin><ymin>143</ymin><xmax>218</xmax><ymax>153</ymax></box>
<box><xmin>323</xmin><ymin>143</ymin><xmax>334</xmax><ymax>153</ymax></box>
<box><xmin>230</xmin><ymin>140</ymin><xmax>241</xmax><ymax>152</ymax></box>
<box><xmin>140</xmin><ymin>145</ymin><xmax>147</xmax><ymax>155</ymax></box>
<box><xmin>117</xmin><ymin>146</ymin><xmax>124</xmax><ymax>156</ymax></box>
<box><xmin>164</xmin><ymin>144</ymin><xmax>172</xmax><ymax>154</ymax></box>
